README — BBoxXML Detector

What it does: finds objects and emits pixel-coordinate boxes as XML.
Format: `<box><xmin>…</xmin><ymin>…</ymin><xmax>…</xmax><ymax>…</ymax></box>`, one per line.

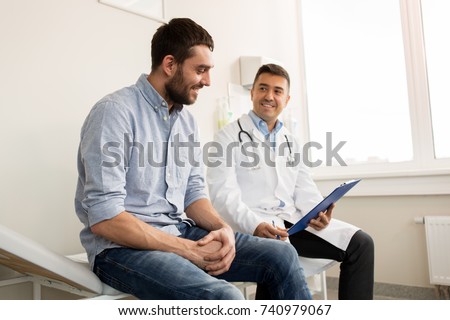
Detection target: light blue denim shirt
<box><xmin>75</xmin><ymin>74</ymin><xmax>207</xmax><ymax>268</ymax></box>
<box><xmin>248</xmin><ymin>110</ymin><xmax>283</xmax><ymax>149</ymax></box>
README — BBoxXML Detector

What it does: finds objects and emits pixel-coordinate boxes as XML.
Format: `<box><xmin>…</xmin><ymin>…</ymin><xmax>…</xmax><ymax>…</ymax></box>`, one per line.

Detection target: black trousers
<box><xmin>256</xmin><ymin>224</ymin><xmax>375</xmax><ymax>300</ymax></box>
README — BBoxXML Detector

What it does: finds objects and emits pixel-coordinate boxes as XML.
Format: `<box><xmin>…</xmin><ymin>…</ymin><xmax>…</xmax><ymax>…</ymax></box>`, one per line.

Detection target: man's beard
<box><xmin>165</xmin><ymin>67</ymin><xmax>200</xmax><ymax>105</ymax></box>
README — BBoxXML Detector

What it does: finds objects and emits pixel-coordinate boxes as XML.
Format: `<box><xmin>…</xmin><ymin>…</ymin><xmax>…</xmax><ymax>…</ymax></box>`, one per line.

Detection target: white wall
<box><xmin>0</xmin><ymin>0</ymin><xmax>159</xmax><ymax>255</ymax></box>
<box><xmin>1</xmin><ymin>0</ymin><xmax>449</xmax><ymax>298</ymax></box>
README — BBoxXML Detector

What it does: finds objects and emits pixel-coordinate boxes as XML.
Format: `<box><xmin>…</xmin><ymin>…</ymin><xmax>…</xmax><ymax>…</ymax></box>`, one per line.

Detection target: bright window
<box><xmin>421</xmin><ymin>0</ymin><xmax>450</xmax><ymax>159</ymax></box>
<box><xmin>301</xmin><ymin>0</ymin><xmax>412</xmax><ymax>166</ymax></box>
<box><xmin>298</xmin><ymin>0</ymin><xmax>450</xmax><ymax>195</ymax></box>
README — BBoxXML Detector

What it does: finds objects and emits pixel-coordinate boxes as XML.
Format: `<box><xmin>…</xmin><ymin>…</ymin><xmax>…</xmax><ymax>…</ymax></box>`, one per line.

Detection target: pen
<box><xmin>272</xmin><ymin>220</ymin><xmax>281</xmax><ymax>240</ymax></box>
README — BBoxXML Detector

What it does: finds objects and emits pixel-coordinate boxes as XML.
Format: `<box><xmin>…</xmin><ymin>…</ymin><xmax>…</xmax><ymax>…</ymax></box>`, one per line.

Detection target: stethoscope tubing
<box><xmin>237</xmin><ymin>118</ymin><xmax>293</xmax><ymax>160</ymax></box>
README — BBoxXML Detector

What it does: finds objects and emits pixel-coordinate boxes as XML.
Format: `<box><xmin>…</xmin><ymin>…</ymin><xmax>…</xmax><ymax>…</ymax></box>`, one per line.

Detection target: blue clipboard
<box><xmin>287</xmin><ymin>179</ymin><xmax>361</xmax><ymax>236</ymax></box>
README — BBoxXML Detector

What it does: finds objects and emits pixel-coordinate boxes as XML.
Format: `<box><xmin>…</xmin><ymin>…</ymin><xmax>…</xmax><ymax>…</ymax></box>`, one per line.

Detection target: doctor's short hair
<box><xmin>252</xmin><ymin>64</ymin><xmax>291</xmax><ymax>90</ymax></box>
<box><xmin>151</xmin><ymin>18</ymin><xmax>214</xmax><ymax>71</ymax></box>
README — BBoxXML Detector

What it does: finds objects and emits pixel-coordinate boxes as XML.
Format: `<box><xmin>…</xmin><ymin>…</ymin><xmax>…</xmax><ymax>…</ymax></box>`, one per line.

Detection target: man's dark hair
<box><xmin>151</xmin><ymin>18</ymin><xmax>214</xmax><ymax>71</ymax></box>
<box><xmin>253</xmin><ymin>64</ymin><xmax>290</xmax><ymax>90</ymax></box>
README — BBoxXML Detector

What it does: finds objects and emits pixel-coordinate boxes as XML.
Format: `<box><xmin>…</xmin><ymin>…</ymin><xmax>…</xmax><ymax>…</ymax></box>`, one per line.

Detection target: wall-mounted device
<box><xmin>239</xmin><ymin>56</ymin><xmax>283</xmax><ymax>90</ymax></box>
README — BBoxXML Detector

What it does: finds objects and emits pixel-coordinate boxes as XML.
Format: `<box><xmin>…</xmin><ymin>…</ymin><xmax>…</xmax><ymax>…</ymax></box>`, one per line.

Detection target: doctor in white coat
<box><xmin>207</xmin><ymin>64</ymin><xmax>374</xmax><ymax>299</ymax></box>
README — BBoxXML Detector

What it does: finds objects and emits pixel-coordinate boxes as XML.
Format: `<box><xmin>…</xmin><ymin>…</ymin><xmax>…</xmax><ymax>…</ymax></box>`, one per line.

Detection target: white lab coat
<box><xmin>207</xmin><ymin>114</ymin><xmax>359</xmax><ymax>251</ymax></box>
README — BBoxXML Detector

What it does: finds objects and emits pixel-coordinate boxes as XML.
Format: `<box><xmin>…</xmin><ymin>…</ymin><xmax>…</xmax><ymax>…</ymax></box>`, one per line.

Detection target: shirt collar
<box><xmin>136</xmin><ymin>73</ymin><xmax>183</xmax><ymax>114</ymax></box>
<box><xmin>248</xmin><ymin>110</ymin><xmax>283</xmax><ymax>136</ymax></box>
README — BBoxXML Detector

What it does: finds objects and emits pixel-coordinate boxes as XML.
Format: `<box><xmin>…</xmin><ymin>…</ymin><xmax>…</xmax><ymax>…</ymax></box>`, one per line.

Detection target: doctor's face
<box><xmin>251</xmin><ymin>73</ymin><xmax>290</xmax><ymax>131</ymax></box>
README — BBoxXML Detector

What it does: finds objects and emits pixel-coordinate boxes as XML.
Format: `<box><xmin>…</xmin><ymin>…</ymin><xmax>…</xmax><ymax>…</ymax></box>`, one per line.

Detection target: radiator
<box><xmin>424</xmin><ymin>216</ymin><xmax>450</xmax><ymax>286</ymax></box>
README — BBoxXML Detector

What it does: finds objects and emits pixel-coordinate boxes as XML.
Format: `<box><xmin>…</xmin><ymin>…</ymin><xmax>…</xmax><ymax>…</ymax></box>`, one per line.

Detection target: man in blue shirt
<box><xmin>75</xmin><ymin>18</ymin><xmax>311</xmax><ymax>299</ymax></box>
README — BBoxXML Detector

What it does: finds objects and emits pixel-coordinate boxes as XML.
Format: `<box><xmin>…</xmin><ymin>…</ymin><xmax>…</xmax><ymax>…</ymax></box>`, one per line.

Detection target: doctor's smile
<box><xmin>259</xmin><ymin>100</ymin><xmax>276</xmax><ymax>110</ymax></box>
<box><xmin>250</xmin><ymin>73</ymin><xmax>291</xmax><ymax>131</ymax></box>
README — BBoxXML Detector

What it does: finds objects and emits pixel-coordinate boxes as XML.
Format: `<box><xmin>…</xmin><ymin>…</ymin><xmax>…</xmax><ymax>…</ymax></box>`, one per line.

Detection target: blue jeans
<box><xmin>93</xmin><ymin>223</ymin><xmax>311</xmax><ymax>300</ymax></box>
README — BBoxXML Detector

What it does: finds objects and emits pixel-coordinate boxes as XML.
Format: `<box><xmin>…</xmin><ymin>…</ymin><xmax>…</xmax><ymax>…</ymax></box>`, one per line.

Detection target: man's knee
<box><xmin>350</xmin><ymin>230</ymin><xmax>374</xmax><ymax>256</ymax></box>
<box><xmin>358</xmin><ymin>230</ymin><xmax>374</xmax><ymax>249</ymax></box>
<box><xmin>210</xmin><ymin>282</ymin><xmax>245</xmax><ymax>300</ymax></box>
<box><xmin>266</xmin><ymin>240</ymin><xmax>301</xmax><ymax>270</ymax></box>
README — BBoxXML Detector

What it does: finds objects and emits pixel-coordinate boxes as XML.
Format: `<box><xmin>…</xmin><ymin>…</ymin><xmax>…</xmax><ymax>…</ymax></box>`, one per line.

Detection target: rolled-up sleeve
<box><xmin>183</xmin><ymin>127</ymin><xmax>208</xmax><ymax>208</ymax></box>
<box><xmin>78</xmin><ymin>101</ymin><xmax>129</xmax><ymax>226</ymax></box>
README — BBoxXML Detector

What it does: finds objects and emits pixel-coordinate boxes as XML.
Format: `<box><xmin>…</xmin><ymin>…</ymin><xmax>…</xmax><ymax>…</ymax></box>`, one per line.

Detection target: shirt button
<box><xmin>163</xmin><ymin>116</ymin><xmax>168</xmax><ymax>121</ymax></box>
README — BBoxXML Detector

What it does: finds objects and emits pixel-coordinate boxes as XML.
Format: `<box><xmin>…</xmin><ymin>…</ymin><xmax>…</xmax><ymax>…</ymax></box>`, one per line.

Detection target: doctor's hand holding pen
<box><xmin>253</xmin><ymin>221</ymin><xmax>289</xmax><ymax>241</ymax></box>
<box><xmin>308</xmin><ymin>203</ymin><xmax>335</xmax><ymax>231</ymax></box>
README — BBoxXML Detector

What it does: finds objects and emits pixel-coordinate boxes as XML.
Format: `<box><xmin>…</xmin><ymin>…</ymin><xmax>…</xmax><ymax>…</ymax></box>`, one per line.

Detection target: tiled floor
<box><xmin>237</xmin><ymin>278</ymin><xmax>442</xmax><ymax>300</ymax></box>
<box><xmin>321</xmin><ymin>277</ymin><xmax>439</xmax><ymax>300</ymax></box>
<box><xmin>314</xmin><ymin>289</ymin><xmax>398</xmax><ymax>300</ymax></box>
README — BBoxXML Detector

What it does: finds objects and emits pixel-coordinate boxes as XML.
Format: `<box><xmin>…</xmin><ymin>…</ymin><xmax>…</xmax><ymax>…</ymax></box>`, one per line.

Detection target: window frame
<box><xmin>297</xmin><ymin>0</ymin><xmax>450</xmax><ymax>196</ymax></box>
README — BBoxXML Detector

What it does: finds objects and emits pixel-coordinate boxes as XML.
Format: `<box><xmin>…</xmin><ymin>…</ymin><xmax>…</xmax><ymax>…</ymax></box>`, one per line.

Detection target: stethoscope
<box><xmin>237</xmin><ymin>119</ymin><xmax>295</xmax><ymax>165</ymax></box>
